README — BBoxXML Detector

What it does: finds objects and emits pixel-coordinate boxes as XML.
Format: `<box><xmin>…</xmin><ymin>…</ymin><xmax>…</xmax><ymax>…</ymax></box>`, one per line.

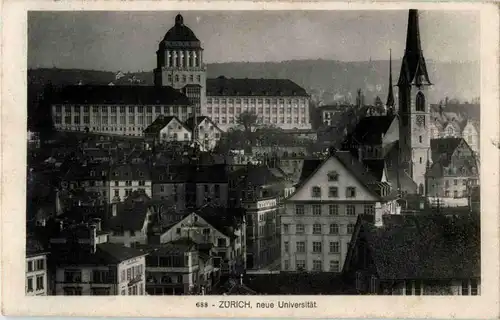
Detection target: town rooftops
<box><xmin>206</xmin><ymin>76</ymin><xmax>309</xmax><ymax>97</ymax></box>
<box><xmin>52</xmin><ymin>242</ymin><xmax>147</xmax><ymax>266</ymax></box>
<box><xmin>50</xmin><ymin>85</ymin><xmax>192</xmax><ymax>105</ymax></box>
<box><xmin>106</xmin><ymin>202</ymin><xmax>150</xmax><ymax>232</ymax></box>
<box><xmin>352</xmin><ymin>213</ymin><xmax>480</xmax><ymax>280</ymax></box>
<box><xmin>137</xmin><ymin>239</ymin><xmax>198</xmax><ymax>256</ymax></box>
<box><xmin>430</xmin><ymin>137</ymin><xmax>465</xmax><ymax>164</ymax></box>
<box><xmin>109</xmin><ymin>163</ymin><xmax>151</xmax><ymax>181</ymax></box>
<box><xmin>346</xmin><ymin>115</ymin><xmax>396</xmax><ymax>145</ymax></box>
<box><xmin>184</xmin><ymin>116</ymin><xmax>217</xmax><ymax>131</ymax></box>
<box><xmin>26</xmin><ymin>236</ymin><xmax>48</xmax><ymax>257</ymax></box>
<box><xmin>143</xmin><ymin>116</ymin><xmax>188</xmax><ymax>135</ymax></box>
<box><xmin>152</xmin><ymin>163</ymin><xmax>229</xmax><ymax>183</ymax></box>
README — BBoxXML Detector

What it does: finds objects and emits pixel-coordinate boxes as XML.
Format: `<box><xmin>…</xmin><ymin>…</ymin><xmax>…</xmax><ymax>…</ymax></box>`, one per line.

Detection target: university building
<box><xmin>50</xmin><ymin>13</ymin><xmax>311</xmax><ymax>135</ymax></box>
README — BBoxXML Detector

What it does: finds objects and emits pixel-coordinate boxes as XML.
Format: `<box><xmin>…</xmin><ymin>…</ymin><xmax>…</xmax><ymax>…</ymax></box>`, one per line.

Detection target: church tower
<box><xmin>386</xmin><ymin>49</ymin><xmax>395</xmax><ymax>115</ymax></box>
<box><xmin>154</xmin><ymin>14</ymin><xmax>207</xmax><ymax>118</ymax></box>
<box><xmin>397</xmin><ymin>9</ymin><xmax>432</xmax><ymax>195</ymax></box>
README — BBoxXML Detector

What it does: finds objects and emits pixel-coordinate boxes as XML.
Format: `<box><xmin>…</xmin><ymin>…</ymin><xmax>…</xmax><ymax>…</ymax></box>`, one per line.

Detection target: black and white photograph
<box><xmin>2</xmin><ymin>1</ymin><xmax>499</xmax><ymax>318</ymax></box>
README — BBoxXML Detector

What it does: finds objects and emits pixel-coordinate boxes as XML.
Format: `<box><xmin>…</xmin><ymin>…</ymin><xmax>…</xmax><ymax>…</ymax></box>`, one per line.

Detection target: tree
<box><xmin>236</xmin><ymin>111</ymin><xmax>258</xmax><ymax>145</ymax></box>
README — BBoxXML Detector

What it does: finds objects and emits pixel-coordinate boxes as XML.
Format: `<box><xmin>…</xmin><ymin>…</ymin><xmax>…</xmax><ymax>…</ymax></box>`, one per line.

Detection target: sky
<box><xmin>28</xmin><ymin>10</ymin><xmax>480</xmax><ymax>72</ymax></box>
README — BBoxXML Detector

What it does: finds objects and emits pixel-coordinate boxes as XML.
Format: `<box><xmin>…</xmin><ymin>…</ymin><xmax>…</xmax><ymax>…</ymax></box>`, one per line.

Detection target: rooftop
<box><xmin>207</xmin><ymin>76</ymin><xmax>309</xmax><ymax>97</ymax></box>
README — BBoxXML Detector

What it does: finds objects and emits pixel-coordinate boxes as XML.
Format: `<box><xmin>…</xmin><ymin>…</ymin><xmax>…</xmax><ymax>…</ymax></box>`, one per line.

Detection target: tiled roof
<box><xmin>106</xmin><ymin>202</ymin><xmax>150</xmax><ymax>232</ymax></box>
<box><xmin>297</xmin><ymin>159</ymin><xmax>323</xmax><ymax>185</ymax></box>
<box><xmin>26</xmin><ymin>236</ymin><xmax>47</xmax><ymax>257</ymax></box>
<box><xmin>358</xmin><ymin>214</ymin><xmax>480</xmax><ymax>280</ymax></box>
<box><xmin>51</xmin><ymin>85</ymin><xmax>192</xmax><ymax>105</ymax></box>
<box><xmin>53</xmin><ymin>242</ymin><xmax>147</xmax><ymax>266</ymax></box>
<box><xmin>143</xmin><ymin>116</ymin><xmax>186</xmax><ymax>134</ymax></box>
<box><xmin>206</xmin><ymin>77</ymin><xmax>309</xmax><ymax>97</ymax></box>
<box><xmin>346</xmin><ymin>115</ymin><xmax>396</xmax><ymax>145</ymax></box>
<box><xmin>430</xmin><ymin>137</ymin><xmax>463</xmax><ymax>164</ymax></box>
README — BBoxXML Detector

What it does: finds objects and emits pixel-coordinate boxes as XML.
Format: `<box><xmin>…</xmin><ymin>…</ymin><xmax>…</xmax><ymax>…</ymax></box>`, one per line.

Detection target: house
<box><xmin>106</xmin><ymin>201</ymin><xmax>153</xmax><ymax>247</ymax></box>
<box><xmin>143</xmin><ymin>115</ymin><xmax>192</xmax><ymax>144</ymax></box>
<box><xmin>50</xmin><ymin>222</ymin><xmax>148</xmax><ymax>295</ymax></box>
<box><xmin>26</xmin><ymin>236</ymin><xmax>49</xmax><ymax>296</ymax></box>
<box><xmin>426</xmin><ymin>138</ymin><xmax>479</xmax><ymax>199</ymax></box>
<box><xmin>184</xmin><ymin>116</ymin><xmax>223</xmax><ymax>151</ymax></box>
<box><xmin>280</xmin><ymin>149</ymin><xmax>400</xmax><ymax>273</ymax></box>
<box><xmin>461</xmin><ymin>120</ymin><xmax>480</xmax><ymax>155</ymax></box>
<box><xmin>151</xmin><ymin>164</ymin><xmax>230</xmax><ymax>209</ymax></box>
<box><xmin>140</xmin><ymin>239</ymin><xmax>220</xmax><ymax>295</ymax></box>
<box><xmin>317</xmin><ymin>104</ymin><xmax>349</xmax><ymax>127</ymax></box>
<box><xmin>62</xmin><ymin>163</ymin><xmax>110</xmax><ymax>204</ymax></box>
<box><xmin>156</xmin><ymin>208</ymin><xmax>245</xmax><ymax>276</ymax></box>
<box><xmin>429</xmin><ymin>118</ymin><xmax>444</xmax><ymax>139</ymax></box>
<box><xmin>342</xmin><ymin>213</ymin><xmax>480</xmax><ymax>295</ymax></box>
<box><xmin>108</xmin><ymin>163</ymin><xmax>152</xmax><ymax>201</ymax></box>
<box><xmin>442</xmin><ymin>121</ymin><xmax>461</xmax><ymax>138</ymax></box>
<box><xmin>230</xmin><ymin>164</ymin><xmax>293</xmax><ymax>269</ymax></box>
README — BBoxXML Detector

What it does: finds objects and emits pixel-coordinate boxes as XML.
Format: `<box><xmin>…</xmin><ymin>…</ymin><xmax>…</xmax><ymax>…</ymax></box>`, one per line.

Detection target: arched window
<box><xmin>416</xmin><ymin>91</ymin><xmax>426</xmax><ymax>112</ymax></box>
<box><xmin>418</xmin><ymin>183</ymin><xmax>424</xmax><ymax>195</ymax></box>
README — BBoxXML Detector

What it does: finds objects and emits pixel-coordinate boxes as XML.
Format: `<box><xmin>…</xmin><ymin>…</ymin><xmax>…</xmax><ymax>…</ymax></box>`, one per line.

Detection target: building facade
<box><xmin>26</xmin><ymin>238</ymin><xmax>49</xmax><ymax>296</ymax></box>
<box><xmin>280</xmin><ymin>151</ymin><xmax>400</xmax><ymax>273</ymax></box>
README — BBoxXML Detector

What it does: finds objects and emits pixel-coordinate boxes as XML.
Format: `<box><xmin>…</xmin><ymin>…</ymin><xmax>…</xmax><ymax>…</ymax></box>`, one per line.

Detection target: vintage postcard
<box><xmin>1</xmin><ymin>0</ymin><xmax>499</xmax><ymax>318</ymax></box>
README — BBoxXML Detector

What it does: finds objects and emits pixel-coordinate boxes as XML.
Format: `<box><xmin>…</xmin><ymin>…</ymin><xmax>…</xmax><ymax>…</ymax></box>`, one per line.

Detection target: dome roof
<box><xmin>163</xmin><ymin>14</ymin><xmax>200</xmax><ymax>42</ymax></box>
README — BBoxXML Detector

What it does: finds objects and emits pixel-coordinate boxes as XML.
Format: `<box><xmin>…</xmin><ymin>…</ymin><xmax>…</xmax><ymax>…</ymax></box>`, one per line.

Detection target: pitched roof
<box><xmin>51</xmin><ymin>85</ymin><xmax>192</xmax><ymax>105</ymax></box>
<box><xmin>106</xmin><ymin>202</ymin><xmax>150</xmax><ymax>232</ymax></box>
<box><xmin>26</xmin><ymin>235</ymin><xmax>48</xmax><ymax>257</ymax></box>
<box><xmin>152</xmin><ymin>163</ymin><xmax>229</xmax><ymax>183</ymax></box>
<box><xmin>53</xmin><ymin>242</ymin><xmax>147</xmax><ymax>266</ymax></box>
<box><xmin>143</xmin><ymin>116</ymin><xmax>187</xmax><ymax>134</ymax></box>
<box><xmin>430</xmin><ymin>103</ymin><xmax>480</xmax><ymax>122</ymax></box>
<box><xmin>430</xmin><ymin>137</ymin><xmax>463</xmax><ymax>164</ymax></box>
<box><xmin>206</xmin><ymin>77</ymin><xmax>309</xmax><ymax>97</ymax></box>
<box><xmin>347</xmin><ymin>115</ymin><xmax>396</xmax><ymax>145</ymax></box>
<box><xmin>109</xmin><ymin>163</ymin><xmax>151</xmax><ymax>181</ymax></box>
<box><xmin>358</xmin><ymin>214</ymin><xmax>480</xmax><ymax>280</ymax></box>
<box><xmin>184</xmin><ymin>116</ymin><xmax>217</xmax><ymax>131</ymax></box>
<box><xmin>297</xmin><ymin>159</ymin><xmax>323</xmax><ymax>185</ymax></box>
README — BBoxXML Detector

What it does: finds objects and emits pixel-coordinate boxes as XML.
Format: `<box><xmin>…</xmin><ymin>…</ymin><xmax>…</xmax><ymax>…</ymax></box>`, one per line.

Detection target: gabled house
<box><xmin>143</xmin><ymin>115</ymin><xmax>192</xmax><ymax>144</ymax></box>
<box><xmin>342</xmin><ymin>213</ymin><xmax>480</xmax><ymax>295</ymax></box>
<box><xmin>184</xmin><ymin>116</ymin><xmax>223</xmax><ymax>151</ymax></box>
<box><xmin>106</xmin><ymin>201</ymin><xmax>153</xmax><ymax>247</ymax></box>
<box><xmin>443</xmin><ymin>121</ymin><xmax>461</xmax><ymax>138</ymax></box>
<box><xmin>427</xmin><ymin>138</ymin><xmax>479</xmax><ymax>199</ymax></box>
<box><xmin>157</xmin><ymin>209</ymin><xmax>245</xmax><ymax>276</ymax></box>
<box><xmin>280</xmin><ymin>149</ymin><xmax>400</xmax><ymax>273</ymax></box>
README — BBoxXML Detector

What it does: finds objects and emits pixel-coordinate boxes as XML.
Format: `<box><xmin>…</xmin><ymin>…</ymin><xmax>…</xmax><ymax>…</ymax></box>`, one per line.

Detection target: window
<box><xmin>312</xmin><ymin>204</ymin><xmax>321</xmax><ymax>215</ymax></box>
<box><xmin>470</xmin><ymin>279</ymin><xmax>479</xmax><ymax>295</ymax></box>
<box><xmin>64</xmin><ymin>269</ymin><xmax>82</xmax><ymax>283</ymax></box>
<box><xmin>328</xmin><ymin>171</ymin><xmax>339</xmax><ymax>181</ymax></box>
<box><xmin>405</xmin><ymin>281</ymin><xmax>413</xmax><ymax>295</ymax></box>
<box><xmin>296</xmin><ymin>260</ymin><xmax>306</xmax><ymax>270</ymax></box>
<box><xmin>312</xmin><ymin>260</ymin><xmax>322</xmax><ymax>272</ymax></box>
<box><xmin>329</xmin><ymin>224</ymin><xmax>339</xmax><ymax>235</ymax></box>
<box><xmin>329</xmin><ymin>260</ymin><xmax>340</xmax><ymax>272</ymax></box>
<box><xmin>312</xmin><ymin>241</ymin><xmax>322</xmax><ymax>253</ymax></box>
<box><xmin>283</xmin><ymin>224</ymin><xmax>289</xmax><ymax>234</ymax></box>
<box><xmin>346</xmin><ymin>187</ymin><xmax>356</xmax><ymax>198</ymax></box>
<box><xmin>329</xmin><ymin>204</ymin><xmax>339</xmax><ymax>215</ymax></box>
<box><xmin>329</xmin><ymin>241</ymin><xmax>340</xmax><ymax>253</ymax></box>
<box><xmin>296</xmin><ymin>241</ymin><xmax>306</xmax><ymax>253</ymax></box>
<box><xmin>414</xmin><ymin>280</ymin><xmax>422</xmax><ymax>295</ymax></box>
<box><xmin>296</xmin><ymin>224</ymin><xmax>304</xmax><ymax>234</ymax></box>
<box><xmin>284</xmin><ymin>260</ymin><xmax>290</xmax><ymax>270</ymax></box>
<box><xmin>347</xmin><ymin>224</ymin><xmax>355</xmax><ymax>234</ymax></box>
<box><xmin>454</xmin><ymin>179</ymin><xmax>458</xmax><ymax>186</ymax></box>
<box><xmin>328</xmin><ymin>186</ymin><xmax>338</xmax><ymax>198</ymax></box>
<box><xmin>311</xmin><ymin>186</ymin><xmax>321</xmax><ymax>198</ymax></box>
<box><xmin>284</xmin><ymin>241</ymin><xmax>289</xmax><ymax>253</ymax></box>
<box><xmin>27</xmin><ymin>277</ymin><xmax>33</xmax><ymax>292</ymax></box>
<box><xmin>363</xmin><ymin>204</ymin><xmax>375</xmax><ymax>215</ymax></box>
<box><xmin>295</xmin><ymin>205</ymin><xmax>304</xmax><ymax>215</ymax></box>
<box><xmin>27</xmin><ymin>261</ymin><xmax>33</xmax><ymax>272</ymax></box>
<box><xmin>313</xmin><ymin>223</ymin><xmax>322</xmax><ymax>234</ymax></box>
<box><xmin>414</xmin><ymin>91</ymin><xmax>426</xmax><ymax>111</ymax></box>
<box><xmin>346</xmin><ymin>204</ymin><xmax>356</xmax><ymax>216</ymax></box>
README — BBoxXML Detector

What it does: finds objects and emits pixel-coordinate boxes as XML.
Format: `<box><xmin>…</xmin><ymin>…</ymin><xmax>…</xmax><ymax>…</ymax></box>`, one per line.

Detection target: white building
<box><xmin>26</xmin><ymin>237</ymin><xmax>49</xmax><ymax>296</ymax></box>
<box><xmin>280</xmin><ymin>150</ymin><xmax>400</xmax><ymax>273</ymax></box>
<box><xmin>184</xmin><ymin>116</ymin><xmax>223</xmax><ymax>151</ymax></box>
<box><xmin>143</xmin><ymin>115</ymin><xmax>193</xmax><ymax>144</ymax></box>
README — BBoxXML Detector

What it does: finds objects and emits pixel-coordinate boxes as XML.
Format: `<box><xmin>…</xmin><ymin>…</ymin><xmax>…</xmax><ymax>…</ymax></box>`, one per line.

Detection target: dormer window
<box><xmin>311</xmin><ymin>186</ymin><xmax>321</xmax><ymax>198</ymax></box>
<box><xmin>328</xmin><ymin>171</ymin><xmax>339</xmax><ymax>182</ymax></box>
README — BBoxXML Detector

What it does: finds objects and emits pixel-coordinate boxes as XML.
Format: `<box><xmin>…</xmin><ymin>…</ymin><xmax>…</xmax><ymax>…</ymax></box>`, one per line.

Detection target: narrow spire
<box><xmin>386</xmin><ymin>49</ymin><xmax>395</xmax><ymax>108</ymax></box>
<box><xmin>397</xmin><ymin>9</ymin><xmax>432</xmax><ymax>87</ymax></box>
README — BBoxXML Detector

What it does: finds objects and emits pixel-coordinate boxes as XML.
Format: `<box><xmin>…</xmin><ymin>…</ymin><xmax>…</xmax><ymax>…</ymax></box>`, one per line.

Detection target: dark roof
<box><xmin>51</xmin><ymin>85</ymin><xmax>191</xmax><ymax>105</ymax></box>
<box><xmin>231</xmin><ymin>165</ymin><xmax>284</xmax><ymax>187</ymax></box>
<box><xmin>143</xmin><ymin>116</ymin><xmax>185</xmax><ymax>134</ymax></box>
<box><xmin>162</xmin><ymin>14</ymin><xmax>200</xmax><ymax>42</ymax></box>
<box><xmin>26</xmin><ymin>236</ymin><xmax>48</xmax><ymax>257</ymax></box>
<box><xmin>362</xmin><ymin>159</ymin><xmax>386</xmax><ymax>181</ymax></box>
<box><xmin>53</xmin><ymin>242</ymin><xmax>146</xmax><ymax>266</ymax></box>
<box><xmin>430</xmin><ymin>103</ymin><xmax>480</xmax><ymax>122</ymax></box>
<box><xmin>297</xmin><ymin>159</ymin><xmax>323</xmax><ymax>185</ymax></box>
<box><xmin>206</xmin><ymin>77</ymin><xmax>309</xmax><ymax>97</ymax></box>
<box><xmin>358</xmin><ymin>214</ymin><xmax>480</xmax><ymax>280</ymax></box>
<box><xmin>184</xmin><ymin>116</ymin><xmax>218</xmax><ymax>131</ymax></box>
<box><xmin>64</xmin><ymin>163</ymin><xmax>110</xmax><ymax>181</ymax></box>
<box><xmin>106</xmin><ymin>202</ymin><xmax>150</xmax><ymax>232</ymax></box>
<box><xmin>397</xmin><ymin>10</ymin><xmax>432</xmax><ymax>86</ymax></box>
<box><xmin>430</xmin><ymin>137</ymin><xmax>463</xmax><ymax>164</ymax></box>
<box><xmin>195</xmin><ymin>205</ymin><xmax>245</xmax><ymax>238</ymax></box>
<box><xmin>109</xmin><ymin>163</ymin><xmax>151</xmax><ymax>181</ymax></box>
<box><xmin>152</xmin><ymin>164</ymin><xmax>229</xmax><ymax>183</ymax></box>
<box><xmin>347</xmin><ymin>115</ymin><xmax>396</xmax><ymax>145</ymax></box>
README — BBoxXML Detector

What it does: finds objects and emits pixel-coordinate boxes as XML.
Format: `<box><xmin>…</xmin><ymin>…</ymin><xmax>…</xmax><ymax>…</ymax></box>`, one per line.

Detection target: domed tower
<box><xmin>154</xmin><ymin>14</ymin><xmax>207</xmax><ymax>116</ymax></box>
<box><xmin>397</xmin><ymin>9</ymin><xmax>433</xmax><ymax>195</ymax></box>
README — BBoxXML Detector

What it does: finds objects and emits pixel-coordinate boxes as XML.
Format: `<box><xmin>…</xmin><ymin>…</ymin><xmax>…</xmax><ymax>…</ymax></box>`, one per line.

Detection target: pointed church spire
<box><xmin>386</xmin><ymin>49</ymin><xmax>395</xmax><ymax>109</ymax></box>
<box><xmin>397</xmin><ymin>9</ymin><xmax>432</xmax><ymax>87</ymax></box>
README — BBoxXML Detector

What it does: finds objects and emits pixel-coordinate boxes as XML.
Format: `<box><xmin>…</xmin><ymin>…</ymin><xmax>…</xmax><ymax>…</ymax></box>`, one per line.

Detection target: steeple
<box><xmin>386</xmin><ymin>49</ymin><xmax>395</xmax><ymax>109</ymax></box>
<box><xmin>397</xmin><ymin>9</ymin><xmax>432</xmax><ymax>87</ymax></box>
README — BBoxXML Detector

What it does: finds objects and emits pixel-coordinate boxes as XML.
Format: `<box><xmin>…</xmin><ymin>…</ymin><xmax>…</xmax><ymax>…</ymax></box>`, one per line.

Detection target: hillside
<box><xmin>28</xmin><ymin>59</ymin><xmax>479</xmax><ymax>105</ymax></box>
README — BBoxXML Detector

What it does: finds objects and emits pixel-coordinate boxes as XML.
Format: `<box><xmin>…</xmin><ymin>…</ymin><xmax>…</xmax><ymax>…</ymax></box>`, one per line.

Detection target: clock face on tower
<box><xmin>416</xmin><ymin>115</ymin><xmax>425</xmax><ymax>127</ymax></box>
